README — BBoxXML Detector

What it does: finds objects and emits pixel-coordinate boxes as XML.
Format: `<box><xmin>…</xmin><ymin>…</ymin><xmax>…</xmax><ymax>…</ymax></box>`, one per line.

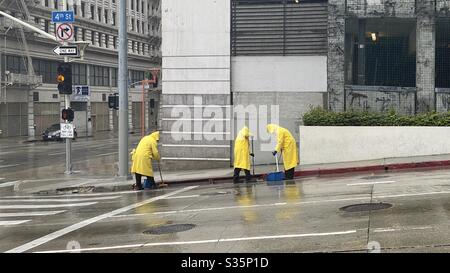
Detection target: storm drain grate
<box><xmin>360</xmin><ymin>175</ymin><xmax>390</xmax><ymax>180</ymax></box>
<box><xmin>143</xmin><ymin>224</ymin><xmax>196</xmax><ymax>235</ymax></box>
<box><xmin>340</xmin><ymin>203</ymin><xmax>392</xmax><ymax>212</ymax></box>
<box><xmin>56</xmin><ymin>186</ymin><xmax>95</xmax><ymax>194</ymax></box>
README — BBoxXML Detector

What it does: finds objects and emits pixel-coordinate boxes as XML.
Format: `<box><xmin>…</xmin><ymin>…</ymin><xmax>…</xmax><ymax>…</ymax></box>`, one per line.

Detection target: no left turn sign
<box><xmin>56</xmin><ymin>23</ymin><xmax>74</xmax><ymax>42</ymax></box>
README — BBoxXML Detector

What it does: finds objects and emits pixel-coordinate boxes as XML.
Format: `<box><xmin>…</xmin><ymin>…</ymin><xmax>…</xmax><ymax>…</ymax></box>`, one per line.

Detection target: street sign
<box><xmin>72</xmin><ymin>85</ymin><xmax>90</xmax><ymax>102</ymax></box>
<box><xmin>52</xmin><ymin>11</ymin><xmax>75</xmax><ymax>23</ymax></box>
<box><xmin>60</xmin><ymin>123</ymin><xmax>74</xmax><ymax>139</ymax></box>
<box><xmin>53</xmin><ymin>45</ymin><xmax>79</xmax><ymax>56</ymax></box>
<box><xmin>56</xmin><ymin>23</ymin><xmax>74</xmax><ymax>42</ymax></box>
<box><xmin>74</xmin><ymin>85</ymin><xmax>89</xmax><ymax>96</ymax></box>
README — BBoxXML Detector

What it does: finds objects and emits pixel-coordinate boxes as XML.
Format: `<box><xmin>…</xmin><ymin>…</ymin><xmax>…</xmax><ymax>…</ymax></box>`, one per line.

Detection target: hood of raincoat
<box><xmin>266</xmin><ymin>124</ymin><xmax>279</xmax><ymax>134</ymax></box>
<box><xmin>149</xmin><ymin>131</ymin><xmax>160</xmax><ymax>141</ymax></box>
<box><xmin>238</xmin><ymin>126</ymin><xmax>251</xmax><ymax>139</ymax></box>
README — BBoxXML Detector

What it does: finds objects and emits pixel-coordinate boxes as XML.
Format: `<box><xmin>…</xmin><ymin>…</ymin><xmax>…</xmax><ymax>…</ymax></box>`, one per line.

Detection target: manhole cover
<box><xmin>360</xmin><ymin>175</ymin><xmax>390</xmax><ymax>180</ymax></box>
<box><xmin>201</xmin><ymin>191</ymin><xmax>231</xmax><ymax>196</ymax></box>
<box><xmin>143</xmin><ymin>224</ymin><xmax>196</xmax><ymax>235</ymax></box>
<box><xmin>340</xmin><ymin>203</ymin><xmax>392</xmax><ymax>212</ymax></box>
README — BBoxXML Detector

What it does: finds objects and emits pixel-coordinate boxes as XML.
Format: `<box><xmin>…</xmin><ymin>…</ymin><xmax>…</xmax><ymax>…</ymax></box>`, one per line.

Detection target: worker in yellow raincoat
<box><xmin>130</xmin><ymin>131</ymin><xmax>160</xmax><ymax>190</ymax></box>
<box><xmin>233</xmin><ymin>126</ymin><xmax>254</xmax><ymax>183</ymax></box>
<box><xmin>266</xmin><ymin>124</ymin><xmax>299</xmax><ymax>180</ymax></box>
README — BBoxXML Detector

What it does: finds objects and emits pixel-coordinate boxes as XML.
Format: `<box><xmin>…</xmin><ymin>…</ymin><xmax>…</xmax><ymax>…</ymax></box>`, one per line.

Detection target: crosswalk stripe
<box><xmin>0</xmin><ymin>196</ymin><xmax>119</xmax><ymax>203</ymax></box>
<box><xmin>1</xmin><ymin>190</ymin><xmax>137</xmax><ymax>199</ymax></box>
<box><xmin>0</xmin><ymin>220</ymin><xmax>31</xmax><ymax>226</ymax></box>
<box><xmin>0</xmin><ymin>202</ymin><xmax>97</xmax><ymax>209</ymax></box>
<box><xmin>0</xmin><ymin>211</ymin><xmax>66</xmax><ymax>217</ymax></box>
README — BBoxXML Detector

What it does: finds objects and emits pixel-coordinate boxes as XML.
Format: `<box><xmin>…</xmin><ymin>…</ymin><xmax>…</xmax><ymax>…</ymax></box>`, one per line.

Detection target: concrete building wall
<box><xmin>300</xmin><ymin>125</ymin><xmax>450</xmax><ymax>165</ymax></box>
<box><xmin>161</xmin><ymin>0</ymin><xmax>231</xmax><ymax>170</ymax></box>
<box><xmin>231</xmin><ymin>56</ymin><xmax>327</xmax><ymax>165</ymax></box>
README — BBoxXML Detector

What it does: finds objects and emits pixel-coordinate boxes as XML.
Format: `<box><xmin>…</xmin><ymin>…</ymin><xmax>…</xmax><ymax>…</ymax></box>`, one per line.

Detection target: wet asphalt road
<box><xmin>1</xmin><ymin>168</ymin><xmax>450</xmax><ymax>253</ymax></box>
<box><xmin>0</xmin><ymin>134</ymin><xmax>141</xmax><ymax>181</ymax></box>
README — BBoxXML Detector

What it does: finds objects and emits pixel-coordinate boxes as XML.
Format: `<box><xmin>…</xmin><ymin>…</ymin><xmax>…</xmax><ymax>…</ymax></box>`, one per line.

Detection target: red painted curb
<box><xmin>166</xmin><ymin>160</ymin><xmax>450</xmax><ymax>185</ymax></box>
<box><xmin>294</xmin><ymin>160</ymin><xmax>450</xmax><ymax>178</ymax></box>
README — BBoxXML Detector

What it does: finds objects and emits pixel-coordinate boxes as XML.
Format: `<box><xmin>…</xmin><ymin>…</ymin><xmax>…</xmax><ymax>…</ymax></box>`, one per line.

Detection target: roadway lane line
<box><xmin>0</xmin><ymin>196</ymin><xmax>120</xmax><ymax>203</ymax></box>
<box><xmin>0</xmin><ymin>181</ymin><xmax>20</xmax><ymax>188</ymax></box>
<box><xmin>373</xmin><ymin>226</ymin><xmax>433</xmax><ymax>233</ymax></box>
<box><xmin>48</xmin><ymin>152</ymin><xmax>65</xmax><ymax>156</ymax></box>
<box><xmin>0</xmin><ymin>220</ymin><xmax>31</xmax><ymax>226</ymax></box>
<box><xmin>111</xmin><ymin>196</ymin><xmax>372</xmax><ymax>218</ymax></box>
<box><xmin>0</xmin><ymin>211</ymin><xmax>66</xmax><ymax>217</ymax></box>
<box><xmin>0</xmin><ymin>164</ymin><xmax>21</xmax><ymax>169</ymax></box>
<box><xmin>375</xmin><ymin>190</ymin><xmax>450</xmax><ymax>199</ymax></box>
<box><xmin>0</xmin><ymin>202</ymin><xmax>98</xmax><ymax>209</ymax></box>
<box><xmin>347</xmin><ymin>181</ymin><xmax>396</xmax><ymax>186</ymax></box>
<box><xmin>6</xmin><ymin>186</ymin><xmax>198</xmax><ymax>253</ymax></box>
<box><xmin>164</xmin><ymin>195</ymin><xmax>200</xmax><ymax>200</ymax></box>
<box><xmin>34</xmin><ymin>230</ymin><xmax>357</xmax><ymax>253</ymax></box>
<box><xmin>0</xmin><ymin>190</ymin><xmax>138</xmax><ymax>199</ymax></box>
<box><xmin>0</xmin><ymin>178</ymin><xmax>5</xmax><ymax>180</ymax></box>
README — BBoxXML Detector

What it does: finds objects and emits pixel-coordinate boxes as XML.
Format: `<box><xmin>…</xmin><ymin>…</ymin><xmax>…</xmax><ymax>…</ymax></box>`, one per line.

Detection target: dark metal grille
<box><xmin>143</xmin><ymin>224</ymin><xmax>196</xmax><ymax>235</ymax></box>
<box><xmin>436</xmin><ymin>19</ymin><xmax>450</xmax><ymax>88</ymax></box>
<box><xmin>231</xmin><ymin>0</ymin><xmax>328</xmax><ymax>56</ymax></box>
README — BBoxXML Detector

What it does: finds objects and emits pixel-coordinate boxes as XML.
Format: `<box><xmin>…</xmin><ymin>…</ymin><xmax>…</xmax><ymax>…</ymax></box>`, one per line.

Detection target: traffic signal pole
<box><xmin>118</xmin><ymin>0</ymin><xmax>129</xmax><ymax>178</ymax></box>
<box><xmin>62</xmin><ymin>0</ymin><xmax>72</xmax><ymax>175</ymax></box>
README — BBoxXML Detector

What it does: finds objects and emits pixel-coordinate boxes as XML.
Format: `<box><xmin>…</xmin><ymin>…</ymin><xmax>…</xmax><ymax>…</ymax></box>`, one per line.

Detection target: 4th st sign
<box><xmin>53</xmin><ymin>46</ymin><xmax>79</xmax><ymax>56</ymax></box>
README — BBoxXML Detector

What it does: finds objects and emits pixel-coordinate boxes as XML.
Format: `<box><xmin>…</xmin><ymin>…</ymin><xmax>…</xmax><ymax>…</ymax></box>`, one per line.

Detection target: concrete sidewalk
<box><xmin>5</xmin><ymin>153</ymin><xmax>450</xmax><ymax>195</ymax></box>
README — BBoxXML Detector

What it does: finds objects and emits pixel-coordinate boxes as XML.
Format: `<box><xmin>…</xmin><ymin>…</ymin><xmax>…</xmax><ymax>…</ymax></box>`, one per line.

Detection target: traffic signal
<box><xmin>57</xmin><ymin>63</ymin><xmax>73</xmax><ymax>94</ymax></box>
<box><xmin>108</xmin><ymin>94</ymin><xmax>119</xmax><ymax>110</ymax></box>
<box><xmin>62</xmin><ymin>108</ymin><xmax>74</xmax><ymax>122</ymax></box>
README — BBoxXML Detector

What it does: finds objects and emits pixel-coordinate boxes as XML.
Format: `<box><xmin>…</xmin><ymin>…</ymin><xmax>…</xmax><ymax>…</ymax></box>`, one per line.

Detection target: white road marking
<box><xmin>373</xmin><ymin>226</ymin><xmax>433</xmax><ymax>233</ymax></box>
<box><xmin>164</xmin><ymin>195</ymin><xmax>200</xmax><ymax>200</ymax></box>
<box><xmin>0</xmin><ymin>164</ymin><xmax>20</xmax><ymax>169</ymax></box>
<box><xmin>0</xmin><ymin>196</ymin><xmax>119</xmax><ymax>203</ymax></box>
<box><xmin>35</xmin><ymin>230</ymin><xmax>357</xmax><ymax>253</ymax></box>
<box><xmin>111</xmin><ymin>196</ymin><xmax>371</xmax><ymax>218</ymax></box>
<box><xmin>0</xmin><ymin>211</ymin><xmax>66</xmax><ymax>217</ymax></box>
<box><xmin>48</xmin><ymin>152</ymin><xmax>65</xmax><ymax>156</ymax></box>
<box><xmin>347</xmin><ymin>181</ymin><xmax>396</xmax><ymax>186</ymax></box>
<box><xmin>0</xmin><ymin>178</ymin><xmax>5</xmax><ymax>180</ymax></box>
<box><xmin>1</xmin><ymin>190</ymin><xmax>137</xmax><ymax>199</ymax></box>
<box><xmin>0</xmin><ymin>181</ymin><xmax>20</xmax><ymax>188</ymax></box>
<box><xmin>0</xmin><ymin>220</ymin><xmax>31</xmax><ymax>226</ymax></box>
<box><xmin>375</xmin><ymin>190</ymin><xmax>450</xmax><ymax>199</ymax></box>
<box><xmin>0</xmin><ymin>202</ymin><xmax>97</xmax><ymax>209</ymax></box>
<box><xmin>6</xmin><ymin>186</ymin><xmax>198</xmax><ymax>253</ymax></box>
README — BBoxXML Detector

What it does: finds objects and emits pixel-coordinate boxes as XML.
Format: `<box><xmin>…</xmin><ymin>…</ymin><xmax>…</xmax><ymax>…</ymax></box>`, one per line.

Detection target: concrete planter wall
<box><xmin>299</xmin><ymin>126</ymin><xmax>450</xmax><ymax>165</ymax></box>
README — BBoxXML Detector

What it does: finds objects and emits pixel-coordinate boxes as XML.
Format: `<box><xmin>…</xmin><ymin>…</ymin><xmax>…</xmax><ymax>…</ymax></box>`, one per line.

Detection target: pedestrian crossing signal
<box><xmin>108</xmin><ymin>94</ymin><xmax>119</xmax><ymax>110</ymax></box>
<box><xmin>62</xmin><ymin>108</ymin><xmax>74</xmax><ymax>122</ymax></box>
<box><xmin>57</xmin><ymin>63</ymin><xmax>72</xmax><ymax>94</ymax></box>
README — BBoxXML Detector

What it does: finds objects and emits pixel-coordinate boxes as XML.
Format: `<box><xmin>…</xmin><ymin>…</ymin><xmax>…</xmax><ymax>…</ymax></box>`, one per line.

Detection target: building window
<box><xmin>345</xmin><ymin>18</ymin><xmax>416</xmax><ymax>87</ymax></box>
<box><xmin>105</xmin><ymin>35</ymin><xmax>109</xmax><ymax>48</ymax></box>
<box><xmin>81</xmin><ymin>2</ymin><xmax>85</xmax><ymax>17</ymax></box>
<box><xmin>131</xmin><ymin>0</ymin><xmax>135</xmax><ymax>11</ymax></box>
<box><xmin>98</xmin><ymin>33</ymin><xmax>103</xmax><ymax>47</ymax></box>
<box><xmin>74</xmin><ymin>26</ymin><xmax>78</xmax><ymax>41</ymax></box>
<box><xmin>73</xmin><ymin>4</ymin><xmax>78</xmax><ymax>15</ymax></box>
<box><xmin>32</xmin><ymin>58</ymin><xmax>58</xmax><ymax>84</ymax></box>
<box><xmin>90</xmin><ymin>65</ymin><xmax>110</xmax><ymax>86</ymax></box>
<box><xmin>130</xmin><ymin>70</ymin><xmax>145</xmax><ymax>84</ymax></box>
<box><xmin>34</xmin><ymin>16</ymin><xmax>40</xmax><ymax>25</ymax></box>
<box><xmin>131</xmin><ymin>41</ymin><xmax>135</xmax><ymax>53</ymax></box>
<box><xmin>112</xmin><ymin>68</ymin><xmax>118</xmax><ymax>87</ymax></box>
<box><xmin>137</xmin><ymin>20</ymin><xmax>140</xmax><ymax>33</ymax></box>
<box><xmin>44</xmin><ymin>20</ymin><xmax>50</xmax><ymax>33</ymax></box>
<box><xmin>82</xmin><ymin>28</ymin><xmax>86</xmax><ymax>41</ymax></box>
<box><xmin>54</xmin><ymin>0</ymin><xmax>58</xmax><ymax>10</ymax></box>
<box><xmin>90</xmin><ymin>5</ymin><xmax>95</xmax><ymax>20</ymax></box>
<box><xmin>113</xmin><ymin>36</ymin><xmax>117</xmax><ymax>49</ymax></box>
<box><xmin>436</xmin><ymin>20</ymin><xmax>450</xmax><ymax>88</ymax></box>
<box><xmin>72</xmin><ymin>63</ymin><xmax>87</xmax><ymax>85</ymax></box>
<box><xmin>105</xmin><ymin>10</ymin><xmax>109</xmax><ymax>24</ymax></box>
<box><xmin>131</xmin><ymin>19</ymin><xmax>135</xmax><ymax>31</ymax></box>
<box><xmin>45</xmin><ymin>0</ymin><xmax>49</xmax><ymax>8</ymax></box>
<box><xmin>112</xmin><ymin>12</ymin><xmax>116</xmax><ymax>26</ymax></box>
<box><xmin>98</xmin><ymin>7</ymin><xmax>102</xmax><ymax>22</ymax></box>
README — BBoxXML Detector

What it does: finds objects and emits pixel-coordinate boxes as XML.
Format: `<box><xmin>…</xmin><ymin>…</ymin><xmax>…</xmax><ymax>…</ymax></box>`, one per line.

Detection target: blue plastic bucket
<box><xmin>266</xmin><ymin>171</ymin><xmax>285</xmax><ymax>182</ymax></box>
<box><xmin>144</xmin><ymin>179</ymin><xmax>152</xmax><ymax>189</ymax></box>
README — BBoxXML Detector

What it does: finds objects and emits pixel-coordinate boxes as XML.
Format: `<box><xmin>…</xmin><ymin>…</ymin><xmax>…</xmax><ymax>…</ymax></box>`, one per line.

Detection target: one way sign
<box><xmin>53</xmin><ymin>46</ymin><xmax>79</xmax><ymax>56</ymax></box>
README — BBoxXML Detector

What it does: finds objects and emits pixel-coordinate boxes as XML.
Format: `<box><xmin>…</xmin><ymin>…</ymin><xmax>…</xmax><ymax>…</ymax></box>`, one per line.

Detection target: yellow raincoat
<box><xmin>131</xmin><ymin>131</ymin><xmax>160</xmax><ymax>177</ymax></box>
<box><xmin>234</xmin><ymin>127</ymin><xmax>251</xmax><ymax>171</ymax></box>
<box><xmin>267</xmin><ymin>124</ymin><xmax>299</xmax><ymax>170</ymax></box>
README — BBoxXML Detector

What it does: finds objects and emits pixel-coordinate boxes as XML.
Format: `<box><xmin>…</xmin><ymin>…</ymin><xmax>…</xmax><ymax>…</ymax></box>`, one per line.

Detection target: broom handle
<box><xmin>275</xmin><ymin>153</ymin><xmax>279</xmax><ymax>172</ymax></box>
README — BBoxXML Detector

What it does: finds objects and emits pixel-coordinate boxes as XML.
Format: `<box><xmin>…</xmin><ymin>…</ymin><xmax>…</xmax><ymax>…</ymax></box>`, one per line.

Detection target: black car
<box><xmin>42</xmin><ymin>124</ymin><xmax>77</xmax><ymax>141</ymax></box>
